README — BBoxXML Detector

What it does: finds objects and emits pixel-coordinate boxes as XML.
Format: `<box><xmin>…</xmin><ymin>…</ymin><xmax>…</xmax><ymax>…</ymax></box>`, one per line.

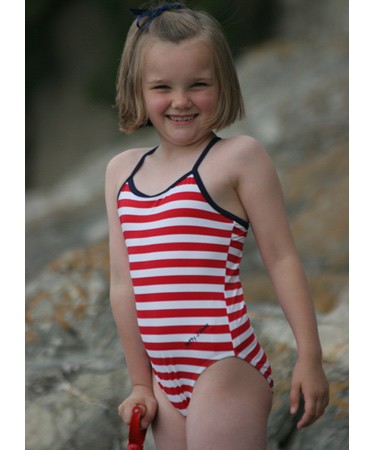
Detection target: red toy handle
<box><xmin>126</xmin><ymin>405</ymin><xmax>147</xmax><ymax>450</ymax></box>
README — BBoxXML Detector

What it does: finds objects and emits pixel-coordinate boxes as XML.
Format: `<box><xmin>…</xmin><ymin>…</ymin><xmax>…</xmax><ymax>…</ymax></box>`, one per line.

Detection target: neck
<box><xmin>157</xmin><ymin>132</ymin><xmax>216</xmax><ymax>159</ymax></box>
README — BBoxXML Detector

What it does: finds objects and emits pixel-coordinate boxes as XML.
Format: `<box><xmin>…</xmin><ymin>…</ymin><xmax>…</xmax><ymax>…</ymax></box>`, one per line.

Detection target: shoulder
<box><xmin>218</xmin><ymin>135</ymin><xmax>276</xmax><ymax>180</ymax></box>
<box><xmin>105</xmin><ymin>146</ymin><xmax>151</xmax><ymax>194</ymax></box>
<box><xmin>221</xmin><ymin>135</ymin><xmax>270</xmax><ymax>161</ymax></box>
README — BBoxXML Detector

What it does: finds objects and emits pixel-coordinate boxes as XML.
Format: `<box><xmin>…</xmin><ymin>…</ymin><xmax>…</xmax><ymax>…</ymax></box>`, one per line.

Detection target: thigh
<box><xmin>186</xmin><ymin>358</ymin><xmax>272</xmax><ymax>450</ymax></box>
<box><xmin>151</xmin><ymin>377</ymin><xmax>187</xmax><ymax>450</ymax></box>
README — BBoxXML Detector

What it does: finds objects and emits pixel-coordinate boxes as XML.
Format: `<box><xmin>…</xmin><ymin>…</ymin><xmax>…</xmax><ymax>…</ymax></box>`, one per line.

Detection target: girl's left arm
<box><xmin>235</xmin><ymin>137</ymin><xmax>329</xmax><ymax>429</ymax></box>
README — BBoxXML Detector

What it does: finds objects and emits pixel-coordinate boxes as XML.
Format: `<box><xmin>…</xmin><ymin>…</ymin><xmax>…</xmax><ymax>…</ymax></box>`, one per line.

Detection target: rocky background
<box><xmin>26</xmin><ymin>0</ymin><xmax>348</xmax><ymax>449</ymax></box>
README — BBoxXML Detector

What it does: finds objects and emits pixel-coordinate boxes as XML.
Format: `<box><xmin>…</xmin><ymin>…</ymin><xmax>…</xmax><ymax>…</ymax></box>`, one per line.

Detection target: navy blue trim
<box><xmin>121</xmin><ymin>136</ymin><xmax>221</xmax><ymax>199</ymax></box>
<box><xmin>128</xmin><ymin>170</ymin><xmax>194</xmax><ymax>198</ymax></box>
<box><xmin>193</xmin><ymin>171</ymin><xmax>249</xmax><ymax>229</ymax></box>
<box><xmin>116</xmin><ymin>146</ymin><xmax>158</xmax><ymax>200</ymax></box>
<box><xmin>193</xmin><ymin>136</ymin><xmax>221</xmax><ymax>170</ymax></box>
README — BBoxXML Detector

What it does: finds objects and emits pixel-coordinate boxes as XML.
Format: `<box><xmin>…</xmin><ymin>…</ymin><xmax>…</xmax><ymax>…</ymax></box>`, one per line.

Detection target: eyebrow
<box><xmin>145</xmin><ymin>77</ymin><xmax>215</xmax><ymax>85</ymax></box>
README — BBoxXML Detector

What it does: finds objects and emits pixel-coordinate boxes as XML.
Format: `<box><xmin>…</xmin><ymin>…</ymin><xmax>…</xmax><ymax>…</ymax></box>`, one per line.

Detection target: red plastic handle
<box><xmin>126</xmin><ymin>406</ymin><xmax>147</xmax><ymax>450</ymax></box>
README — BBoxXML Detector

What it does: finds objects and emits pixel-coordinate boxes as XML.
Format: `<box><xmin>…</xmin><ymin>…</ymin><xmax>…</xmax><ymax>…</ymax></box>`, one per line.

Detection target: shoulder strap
<box><xmin>193</xmin><ymin>136</ymin><xmax>221</xmax><ymax>171</ymax></box>
<box><xmin>128</xmin><ymin>146</ymin><xmax>158</xmax><ymax>179</ymax></box>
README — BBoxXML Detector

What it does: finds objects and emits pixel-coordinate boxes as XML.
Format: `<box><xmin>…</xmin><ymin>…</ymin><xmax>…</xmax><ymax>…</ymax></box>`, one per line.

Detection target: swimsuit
<box><xmin>117</xmin><ymin>136</ymin><xmax>273</xmax><ymax>416</ymax></box>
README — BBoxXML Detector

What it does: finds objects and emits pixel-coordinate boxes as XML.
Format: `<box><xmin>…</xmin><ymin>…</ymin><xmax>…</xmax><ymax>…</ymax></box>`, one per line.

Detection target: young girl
<box><xmin>105</xmin><ymin>3</ymin><xmax>329</xmax><ymax>449</ymax></box>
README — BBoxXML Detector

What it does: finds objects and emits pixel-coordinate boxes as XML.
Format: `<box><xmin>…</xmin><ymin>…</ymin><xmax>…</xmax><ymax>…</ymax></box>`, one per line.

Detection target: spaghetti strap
<box><xmin>193</xmin><ymin>135</ymin><xmax>221</xmax><ymax>171</ymax></box>
<box><xmin>116</xmin><ymin>146</ymin><xmax>158</xmax><ymax>200</ymax></box>
<box><xmin>128</xmin><ymin>146</ymin><xmax>159</xmax><ymax>179</ymax></box>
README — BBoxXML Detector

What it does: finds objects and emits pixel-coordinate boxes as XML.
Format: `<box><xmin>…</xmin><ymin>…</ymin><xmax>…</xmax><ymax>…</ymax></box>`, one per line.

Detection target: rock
<box><xmin>26</xmin><ymin>1</ymin><xmax>348</xmax><ymax>448</ymax></box>
<box><xmin>249</xmin><ymin>290</ymin><xmax>348</xmax><ymax>449</ymax></box>
<box><xmin>26</xmin><ymin>239</ymin><xmax>348</xmax><ymax>449</ymax></box>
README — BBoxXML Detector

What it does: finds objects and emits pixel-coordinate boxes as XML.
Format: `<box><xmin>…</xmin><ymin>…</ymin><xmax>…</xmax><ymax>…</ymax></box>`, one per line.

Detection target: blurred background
<box><xmin>26</xmin><ymin>0</ymin><xmax>281</xmax><ymax>190</ymax></box>
<box><xmin>26</xmin><ymin>1</ymin><xmax>348</xmax><ymax>449</ymax></box>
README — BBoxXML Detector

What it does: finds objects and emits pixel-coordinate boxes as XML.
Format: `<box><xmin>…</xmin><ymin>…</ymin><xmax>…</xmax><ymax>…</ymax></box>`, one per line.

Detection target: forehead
<box><xmin>142</xmin><ymin>38</ymin><xmax>215</xmax><ymax>80</ymax></box>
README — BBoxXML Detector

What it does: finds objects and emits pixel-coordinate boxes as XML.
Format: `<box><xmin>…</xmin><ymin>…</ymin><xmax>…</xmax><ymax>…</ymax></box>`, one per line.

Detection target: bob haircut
<box><xmin>116</xmin><ymin>2</ymin><xmax>245</xmax><ymax>134</ymax></box>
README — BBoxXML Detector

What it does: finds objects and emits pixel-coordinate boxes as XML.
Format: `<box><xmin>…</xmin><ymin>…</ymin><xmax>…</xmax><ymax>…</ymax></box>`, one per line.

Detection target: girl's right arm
<box><xmin>105</xmin><ymin>155</ymin><xmax>158</xmax><ymax>430</ymax></box>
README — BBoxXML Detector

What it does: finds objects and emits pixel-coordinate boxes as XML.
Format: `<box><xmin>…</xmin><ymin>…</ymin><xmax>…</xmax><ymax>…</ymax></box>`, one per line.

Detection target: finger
<box><xmin>315</xmin><ymin>392</ymin><xmax>329</xmax><ymax>420</ymax></box>
<box><xmin>289</xmin><ymin>383</ymin><xmax>301</xmax><ymax>415</ymax></box>
<box><xmin>134</xmin><ymin>404</ymin><xmax>147</xmax><ymax>417</ymax></box>
<box><xmin>118</xmin><ymin>401</ymin><xmax>138</xmax><ymax>426</ymax></box>
<box><xmin>133</xmin><ymin>404</ymin><xmax>149</xmax><ymax>430</ymax></box>
<box><xmin>141</xmin><ymin>400</ymin><xmax>157</xmax><ymax>430</ymax></box>
<box><xmin>297</xmin><ymin>398</ymin><xmax>316</xmax><ymax>429</ymax></box>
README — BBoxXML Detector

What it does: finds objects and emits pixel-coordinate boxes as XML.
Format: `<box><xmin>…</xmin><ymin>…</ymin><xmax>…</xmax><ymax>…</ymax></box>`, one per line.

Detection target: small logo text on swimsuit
<box><xmin>185</xmin><ymin>324</ymin><xmax>209</xmax><ymax>346</ymax></box>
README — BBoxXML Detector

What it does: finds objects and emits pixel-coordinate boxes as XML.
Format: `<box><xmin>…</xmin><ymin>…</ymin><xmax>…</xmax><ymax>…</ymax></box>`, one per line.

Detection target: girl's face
<box><xmin>142</xmin><ymin>38</ymin><xmax>219</xmax><ymax>147</ymax></box>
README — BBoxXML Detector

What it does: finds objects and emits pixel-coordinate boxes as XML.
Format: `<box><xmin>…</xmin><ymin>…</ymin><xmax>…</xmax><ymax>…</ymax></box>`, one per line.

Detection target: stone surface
<box><xmin>26</xmin><ymin>1</ymin><xmax>348</xmax><ymax>448</ymax></box>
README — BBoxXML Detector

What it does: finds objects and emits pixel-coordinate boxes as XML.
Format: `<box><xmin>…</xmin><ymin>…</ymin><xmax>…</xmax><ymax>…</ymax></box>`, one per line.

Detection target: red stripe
<box><xmin>227</xmin><ymin>253</ymin><xmax>241</xmax><ymax>264</ymax></box>
<box><xmin>139</xmin><ymin>324</ymin><xmax>230</xmax><ymax>335</ymax></box>
<box><xmin>225</xmin><ymin>281</ymin><xmax>242</xmax><ymax>291</ymax></box>
<box><xmin>130</xmin><ymin>258</ymin><xmax>225</xmax><ymax>271</ymax></box>
<box><xmin>228</xmin><ymin>305</ymin><xmax>248</xmax><ymax>323</ymax></box>
<box><xmin>132</xmin><ymin>274</ymin><xmax>223</xmax><ymax>286</ymax></box>
<box><xmin>231</xmin><ymin>320</ymin><xmax>251</xmax><ymax>340</ymax></box>
<box><xmin>255</xmin><ymin>352</ymin><xmax>268</xmax><ymax>372</ymax></box>
<box><xmin>122</xmin><ymin>208</ymin><xmax>229</xmax><ymax>224</ymax></box>
<box><xmin>161</xmin><ymin>384</ymin><xmax>194</xmax><ymax>395</ymax></box>
<box><xmin>118</xmin><ymin>191</ymin><xmax>205</xmax><ymax>208</ymax></box>
<box><xmin>225</xmin><ymin>293</ymin><xmax>244</xmax><ymax>307</ymax></box>
<box><xmin>144</xmin><ymin>341</ymin><xmax>233</xmax><ymax>352</ymax></box>
<box><xmin>134</xmin><ymin>291</ymin><xmax>224</xmax><ymax>302</ymax></box>
<box><xmin>127</xmin><ymin>241</ymin><xmax>228</xmax><ymax>255</ymax></box>
<box><xmin>154</xmin><ymin>370</ymin><xmax>198</xmax><ymax>381</ymax></box>
<box><xmin>231</xmin><ymin>240</ymin><xmax>245</xmax><ymax>251</ymax></box>
<box><xmin>226</xmin><ymin>268</ymin><xmax>240</xmax><ymax>277</ymax></box>
<box><xmin>123</xmin><ymin>225</ymin><xmax>231</xmax><ymax>239</ymax></box>
<box><xmin>235</xmin><ymin>333</ymin><xmax>256</xmax><ymax>355</ymax></box>
<box><xmin>151</xmin><ymin>356</ymin><xmax>212</xmax><ymax>367</ymax></box>
<box><xmin>137</xmin><ymin>308</ymin><xmax>226</xmax><ymax>319</ymax></box>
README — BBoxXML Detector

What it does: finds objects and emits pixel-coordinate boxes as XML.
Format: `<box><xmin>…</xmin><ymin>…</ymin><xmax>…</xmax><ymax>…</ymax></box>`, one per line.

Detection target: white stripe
<box><xmin>137</xmin><ymin>317</ymin><xmax>229</xmax><ymax>327</ymax></box>
<box><xmin>118</xmin><ymin>199</ymin><xmax>219</xmax><ymax>217</ymax></box>
<box><xmin>127</xmin><ymin>233</ymin><xmax>230</xmax><ymax>247</ymax></box>
<box><xmin>136</xmin><ymin>300</ymin><xmax>226</xmax><ymax>311</ymax></box>
<box><xmin>229</xmin><ymin>248</ymin><xmax>242</xmax><ymax>258</ymax></box>
<box><xmin>226</xmin><ymin>301</ymin><xmax>246</xmax><ymax>314</ymax></box>
<box><xmin>232</xmin><ymin>327</ymin><xmax>253</xmax><ymax>349</ymax></box>
<box><xmin>226</xmin><ymin>260</ymin><xmax>240</xmax><ymax>270</ymax></box>
<box><xmin>152</xmin><ymin>363</ymin><xmax>204</xmax><ymax>374</ymax></box>
<box><xmin>141</xmin><ymin>333</ymin><xmax>232</xmax><ymax>344</ymax></box>
<box><xmin>259</xmin><ymin>359</ymin><xmax>271</xmax><ymax>376</ymax></box>
<box><xmin>147</xmin><ymin>348</ymin><xmax>234</xmax><ymax>359</ymax></box>
<box><xmin>134</xmin><ymin>283</ymin><xmax>224</xmax><ymax>294</ymax></box>
<box><xmin>129</xmin><ymin>250</ymin><xmax>227</xmax><ymax>263</ymax></box>
<box><xmin>225</xmin><ymin>287</ymin><xmax>244</xmax><ymax>299</ymax></box>
<box><xmin>131</xmin><ymin>267</ymin><xmax>225</xmax><ymax>279</ymax></box>
<box><xmin>155</xmin><ymin>377</ymin><xmax>196</xmax><ymax>388</ymax></box>
<box><xmin>119</xmin><ymin>180</ymin><xmax>199</xmax><ymax>199</ymax></box>
<box><xmin>122</xmin><ymin>216</ymin><xmax>233</xmax><ymax>231</ymax></box>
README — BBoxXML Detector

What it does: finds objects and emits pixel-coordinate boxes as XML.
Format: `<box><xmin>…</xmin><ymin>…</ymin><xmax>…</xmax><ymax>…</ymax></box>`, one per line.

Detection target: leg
<box><xmin>151</xmin><ymin>377</ymin><xmax>187</xmax><ymax>450</ymax></box>
<box><xmin>186</xmin><ymin>358</ymin><xmax>272</xmax><ymax>450</ymax></box>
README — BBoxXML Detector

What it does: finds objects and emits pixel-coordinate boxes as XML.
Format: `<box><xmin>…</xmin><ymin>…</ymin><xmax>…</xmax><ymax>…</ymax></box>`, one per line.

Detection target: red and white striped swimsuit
<box><xmin>117</xmin><ymin>137</ymin><xmax>273</xmax><ymax>416</ymax></box>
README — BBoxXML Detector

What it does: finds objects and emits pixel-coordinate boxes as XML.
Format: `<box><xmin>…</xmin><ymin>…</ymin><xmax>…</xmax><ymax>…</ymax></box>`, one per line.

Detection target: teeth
<box><xmin>169</xmin><ymin>115</ymin><xmax>195</xmax><ymax>122</ymax></box>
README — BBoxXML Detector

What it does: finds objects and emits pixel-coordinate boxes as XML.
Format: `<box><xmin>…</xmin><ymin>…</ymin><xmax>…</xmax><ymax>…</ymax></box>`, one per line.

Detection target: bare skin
<box><xmin>107</xmin><ymin>37</ymin><xmax>329</xmax><ymax>449</ymax></box>
<box><xmin>152</xmin><ymin>358</ymin><xmax>272</xmax><ymax>450</ymax></box>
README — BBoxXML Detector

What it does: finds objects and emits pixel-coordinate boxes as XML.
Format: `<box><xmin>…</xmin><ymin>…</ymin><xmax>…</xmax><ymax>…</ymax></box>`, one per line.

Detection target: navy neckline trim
<box><xmin>117</xmin><ymin>135</ymin><xmax>249</xmax><ymax>229</ymax></box>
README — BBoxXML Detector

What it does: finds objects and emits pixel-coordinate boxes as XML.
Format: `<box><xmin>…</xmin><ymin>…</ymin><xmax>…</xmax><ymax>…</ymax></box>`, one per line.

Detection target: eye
<box><xmin>153</xmin><ymin>85</ymin><xmax>170</xmax><ymax>91</ymax></box>
<box><xmin>192</xmin><ymin>82</ymin><xmax>208</xmax><ymax>88</ymax></box>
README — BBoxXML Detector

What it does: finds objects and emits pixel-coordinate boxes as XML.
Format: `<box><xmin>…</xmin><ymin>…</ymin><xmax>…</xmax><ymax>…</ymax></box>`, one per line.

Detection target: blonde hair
<box><xmin>116</xmin><ymin>2</ymin><xmax>245</xmax><ymax>134</ymax></box>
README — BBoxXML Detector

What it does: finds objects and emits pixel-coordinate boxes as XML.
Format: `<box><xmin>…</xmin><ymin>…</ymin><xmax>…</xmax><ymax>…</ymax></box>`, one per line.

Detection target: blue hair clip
<box><xmin>130</xmin><ymin>3</ymin><xmax>183</xmax><ymax>30</ymax></box>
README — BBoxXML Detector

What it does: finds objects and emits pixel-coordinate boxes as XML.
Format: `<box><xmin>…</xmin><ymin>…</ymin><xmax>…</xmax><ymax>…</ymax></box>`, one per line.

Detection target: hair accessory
<box><xmin>130</xmin><ymin>3</ymin><xmax>183</xmax><ymax>30</ymax></box>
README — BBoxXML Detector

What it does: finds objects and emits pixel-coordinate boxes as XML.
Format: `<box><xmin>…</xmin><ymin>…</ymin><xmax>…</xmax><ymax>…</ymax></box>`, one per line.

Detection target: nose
<box><xmin>171</xmin><ymin>89</ymin><xmax>192</xmax><ymax>109</ymax></box>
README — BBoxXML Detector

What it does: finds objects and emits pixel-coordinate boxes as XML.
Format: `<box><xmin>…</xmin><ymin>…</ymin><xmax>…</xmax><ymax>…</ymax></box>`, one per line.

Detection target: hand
<box><xmin>118</xmin><ymin>385</ymin><xmax>158</xmax><ymax>430</ymax></box>
<box><xmin>289</xmin><ymin>358</ymin><xmax>329</xmax><ymax>429</ymax></box>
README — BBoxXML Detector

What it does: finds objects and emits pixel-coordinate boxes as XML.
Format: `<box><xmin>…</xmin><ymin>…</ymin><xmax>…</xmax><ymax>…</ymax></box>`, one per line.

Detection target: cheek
<box><xmin>144</xmin><ymin>95</ymin><xmax>169</xmax><ymax>116</ymax></box>
<box><xmin>195</xmin><ymin>91</ymin><xmax>219</xmax><ymax>112</ymax></box>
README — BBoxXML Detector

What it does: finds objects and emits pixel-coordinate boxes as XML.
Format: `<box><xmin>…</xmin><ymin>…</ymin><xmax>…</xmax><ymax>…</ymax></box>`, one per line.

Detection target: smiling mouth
<box><xmin>167</xmin><ymin>114</ymin><xmax>197</xmax><ymax>122</ymax></box>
